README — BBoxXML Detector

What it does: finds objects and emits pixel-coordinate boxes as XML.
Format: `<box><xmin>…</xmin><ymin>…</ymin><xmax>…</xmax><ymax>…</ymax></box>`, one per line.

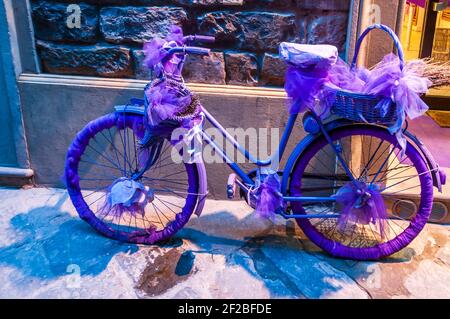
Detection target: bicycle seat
<box><xmin>279</xmin><ymin>42</ymin><xmax>338</xmax><ymax>69</ymax></box>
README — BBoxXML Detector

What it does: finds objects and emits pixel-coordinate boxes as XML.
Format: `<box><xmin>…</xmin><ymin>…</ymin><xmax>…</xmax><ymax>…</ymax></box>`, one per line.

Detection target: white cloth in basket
<box><xmin>279</xmin><ymin>42</ymin><xmax>338</xmax><ymax>69</ymax></box>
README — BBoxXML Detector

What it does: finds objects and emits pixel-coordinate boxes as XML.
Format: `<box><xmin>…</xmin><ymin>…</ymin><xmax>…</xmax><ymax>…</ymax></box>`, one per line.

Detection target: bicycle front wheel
<box><xmin>289</xmin><ymin>124</ymin><xmax>434</xmax><ymax>260</ymax></box>
<box><xmin>65</xmin><ymin>113</ymin><xmax>200</xmax><ymax>244</ymax></box>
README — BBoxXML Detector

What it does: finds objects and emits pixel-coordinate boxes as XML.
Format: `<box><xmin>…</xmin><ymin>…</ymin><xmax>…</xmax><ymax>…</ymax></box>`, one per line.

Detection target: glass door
<box><xmin>401</xmin><ymin>0</ymin><xmax>450</xmax><ymax>110</ymax></box>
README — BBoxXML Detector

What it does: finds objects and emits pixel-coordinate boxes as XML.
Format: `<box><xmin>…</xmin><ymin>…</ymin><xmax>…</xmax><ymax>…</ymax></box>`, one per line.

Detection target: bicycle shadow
<box><xmin>0</xmin><ymin>193</ymin><xmax>138</xmax><ymax>280</ymax></box>
<box><xmin>0</xmin><ymin>193</ymin><xmax>418</xmax><ymax>298</ymax></box>
<box><xmin>171</xmin><ymin>210</ymin><xmax>416</xmax><ymax>298</ymax></box>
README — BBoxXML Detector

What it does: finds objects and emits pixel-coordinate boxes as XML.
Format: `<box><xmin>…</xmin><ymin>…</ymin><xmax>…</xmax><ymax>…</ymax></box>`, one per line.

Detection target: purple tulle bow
<box><xmin>363</xmin><ymin>54</ymin><xmax>431</xmax><ymax>153</ymax></box>
<box><xmin>143</xmin><ymin>25</ymin><xmax>185</xmax><ymax>71</ymax></box>
<box><xmin>165</xmin><ymin>25</ymin><xmax>184</xmax><ymax>44</ymax></box>
<box><xmin>328</xmin><ymin>58</ymin><xmax>367</xmax><ymax>92</ymax></box>
<box><xmin>143</xmin><ymin>38</ymin><xmax>168</xmax><ymax>70</ymax></box>
<box><xmin>284</xmin><ymin>67</ymin><xmax>336</xmax><ymax>118</ymax></box>
<box><xmin>97</xmin><ymin>178</ymin><xmax>153</xmax><ymax>219</ymax></box>
<box><xmin>255</xmin><ymin>174</ymin><xmax>284</xmax><ymax>220</ymax></box>
<box><xmin>333</xmin><ymin>182</ymin><xmax>388</xmax><ymax>239</ymax></box>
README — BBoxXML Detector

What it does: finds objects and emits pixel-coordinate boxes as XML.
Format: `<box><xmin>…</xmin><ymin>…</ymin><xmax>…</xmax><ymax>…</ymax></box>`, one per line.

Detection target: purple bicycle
<box><xmin>65</xmin><ymin>25</ymin><xmax>445</xmax><ymax>260</ymax></box>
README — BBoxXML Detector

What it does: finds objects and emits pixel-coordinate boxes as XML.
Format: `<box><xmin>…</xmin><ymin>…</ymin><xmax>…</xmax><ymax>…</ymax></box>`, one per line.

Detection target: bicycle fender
<box><xmin>194</xmin><ymin>160</ymin><xmax>208</xmax><ymax>216</ymax></box>
<box><xmin>402</xmin><ymin>130</ymin><xmax>445</xmax><ymax>193</ymax></box>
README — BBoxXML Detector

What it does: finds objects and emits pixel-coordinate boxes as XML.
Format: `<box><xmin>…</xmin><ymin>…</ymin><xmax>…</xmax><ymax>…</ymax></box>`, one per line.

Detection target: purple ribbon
<box><xmin>333</xmin><ymin>182</ymin><xmax>389</xmax><ymax>239</ymax></box>
<box><xmin>143</xmin><ymin>25</ymin><xmax>185</xmax><ymax>72</ymax></box>
<box><xmin>284</xmin><ymin>66</ymin><xmax>336</xmax><ymax>118</ymax></box>
<box><xmin>255</xmin><ymin>173</ymin><xmax>285</xmax><ymax>220</ymax></box>
<box><xmin>363</xmin><ymin>54</ymin><xmax>431</xmax><ymax>153</ymax></box>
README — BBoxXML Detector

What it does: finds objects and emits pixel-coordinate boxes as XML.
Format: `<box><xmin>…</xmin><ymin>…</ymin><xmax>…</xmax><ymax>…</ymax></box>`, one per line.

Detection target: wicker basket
<box><xmin>330</xmin><ymin>24</ymin><xmax>404</xmax><ymax>124</ymax></box>
<box><xmin>332</xmin><ymin>90</ymin><xmax>398</xmax><ymax>124</ymax></box>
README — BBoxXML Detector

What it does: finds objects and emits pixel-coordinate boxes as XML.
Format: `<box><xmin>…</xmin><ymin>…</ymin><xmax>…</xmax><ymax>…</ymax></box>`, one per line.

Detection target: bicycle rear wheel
<box><xmin>289</xmin><ymin>124</ymin><xmax>434</xmax><ymax>260</ymax></box>
<box><xmin>65</xmin><ymin>113</ymin><xmax>199</xmax><ymax>244</ymax></box>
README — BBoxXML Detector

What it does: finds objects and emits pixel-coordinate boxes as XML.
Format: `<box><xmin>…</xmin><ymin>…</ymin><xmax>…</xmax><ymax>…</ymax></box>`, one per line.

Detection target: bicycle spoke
<box><xmin>151</xmin><ymin>202</ymin><xmax>172</xmax><ymax>223</ymax></box>
<box><xmin>117</xmin><ymin>123</ymin><xmax>131</xmax><ymax>175</ymax></box>
<box><xmin>78</xmin><ymin>170</ymin><xmax>118</xmax><ymax>180</ymax></box>
<box><xmin>106</xmin><ymin>128</ymin><xmax>123</xmax><ymax>172</ymax></box>
<box><xmin>142</xmin><ymin>176</ymin><xmax>189</xmax><ymax>186</ymax></box>
<box><xmin>86</xmin><ymin>144</ymin><xmax>124</xmax><ymax>174</ymax></box>
<box><xmin>87</xmin><ymin>193</ymin><xmax>106</xmax><ymax>208</ymax></box>
<box><xmin>91</xmin><ymin>135</ymin><xmax>126</xmax><ymax>175</ymax></box>
<box><xmin>155</xmin><ymin>196</ymin><xmax>184</xmax><ymax>209</ymax></box>
<box><xmin>381</xmin><ymin>168</ymin><xmax>435</xmax><ymax>192</ymax></box>
<box><xmin>370</xmin><ymin>144</ymin><xmax>397</xmax><ymax>184</ymax></box>
<box><xmin>154</xmin><ymin>196</ymin><xmax>179</xmax><ymax>215</ymax></box>
<box><xmin>150</xmin><ymin>203</ymin><xmax>165</xmax><ymax>226</ymax></box>
<box><xmin>358</xmin><ymin>139</ymin><xmax>384</xmax><ymax>179</ymax></box>
<box><xmin>368</xmin><ymin>165</ymin><xmax>414</xmax><ymax>183</ymax></box>
<box><xmin>80</xmin><ymin>156</ymin><xmax>123</xmax><ymax>173</ymax></box>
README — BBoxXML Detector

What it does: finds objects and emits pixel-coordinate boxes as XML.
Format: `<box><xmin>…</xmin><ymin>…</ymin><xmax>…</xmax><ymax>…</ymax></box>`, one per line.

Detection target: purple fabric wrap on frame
<box><xmin>143</xmin><ymin>25</ymin><xmax>185</xmax><ymax>77</ymax></box>
<box><xmin>143</xmin><ymin>38</ymin><xmax>168</xmax><ymax>70</ymax></box>
<box><xmin>165</xmin><ymin>25</ymin><xmax>184</xmax><ymax>44</ymax></box>
<box><xmin>327</xmin><ymin>58</ymin><xmax>366</xmax><ymax>92</ymax></box>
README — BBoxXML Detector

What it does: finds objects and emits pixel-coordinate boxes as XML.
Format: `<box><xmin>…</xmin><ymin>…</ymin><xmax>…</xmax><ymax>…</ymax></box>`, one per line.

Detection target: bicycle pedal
<box><xmin>227</xmin><ymin>174</ymin><xmax>237</xmax><ymax>199</ymax></box>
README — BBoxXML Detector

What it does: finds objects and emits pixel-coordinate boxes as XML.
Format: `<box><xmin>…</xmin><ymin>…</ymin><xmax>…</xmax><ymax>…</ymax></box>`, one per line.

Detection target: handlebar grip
<box><xmin>193</xmin><ymin>35</ymin><xmax>216</xmax><ymax>44</ymax></box>
<box><xmin>184</xmin><ymin>35</ymin><xmax>216</xmax><ymax>44</ymax></box>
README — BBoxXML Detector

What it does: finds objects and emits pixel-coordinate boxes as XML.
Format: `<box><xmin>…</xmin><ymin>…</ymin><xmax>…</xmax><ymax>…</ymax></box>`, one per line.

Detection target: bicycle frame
<box><xmin>199</xmin><ymin>106</ymin><xmax>295</xmax><ymax>185</ymax></box>
<box><xmin>198</xmin><ymin>105</ymin><xmax>356</xmax><ymax>219</ymax></box>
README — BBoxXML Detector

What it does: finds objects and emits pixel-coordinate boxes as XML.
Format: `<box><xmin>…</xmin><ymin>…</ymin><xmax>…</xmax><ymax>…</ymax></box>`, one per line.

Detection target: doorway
<box><xmin>400</xmin><ymin>1</ymin><xmax>450</xmax><ymax>195</ymax></box>
<box><xmin>401</xmin><ymin>0</ymin><xmax>450</xmax><ymax>110</ymax></box>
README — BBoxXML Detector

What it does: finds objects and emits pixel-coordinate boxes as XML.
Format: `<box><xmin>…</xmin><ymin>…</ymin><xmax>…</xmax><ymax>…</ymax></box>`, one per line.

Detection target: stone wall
<box><xmin>31</xmin><ymin>0</ymin><xmax>351</xmax><ymax>86</ymax></box>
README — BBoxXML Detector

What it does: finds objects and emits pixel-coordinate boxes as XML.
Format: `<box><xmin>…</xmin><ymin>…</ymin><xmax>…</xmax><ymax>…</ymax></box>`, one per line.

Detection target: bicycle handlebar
<box><xmin>167</xmin><ymin>46</ymin><xmax>211</xmax><ymax>56</ymax></box>
<box><xmin>159</xmin><ymin>34</ymin><xmax>213</xmax><ymax>65</ymax></box>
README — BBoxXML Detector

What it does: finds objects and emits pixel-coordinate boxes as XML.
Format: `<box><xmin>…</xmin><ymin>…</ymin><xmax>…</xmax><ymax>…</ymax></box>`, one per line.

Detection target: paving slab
<box><xmin>0</xmin><ymin>187</ymin><xmax>448</xmax><ymax>299</ymax></box>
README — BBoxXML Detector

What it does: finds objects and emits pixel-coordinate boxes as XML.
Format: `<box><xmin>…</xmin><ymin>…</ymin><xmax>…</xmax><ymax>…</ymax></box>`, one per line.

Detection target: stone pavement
<box><xmin>0</xmin><ymin>187</ymin><xmax>449</xmax><ymax>299</ymax></box>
